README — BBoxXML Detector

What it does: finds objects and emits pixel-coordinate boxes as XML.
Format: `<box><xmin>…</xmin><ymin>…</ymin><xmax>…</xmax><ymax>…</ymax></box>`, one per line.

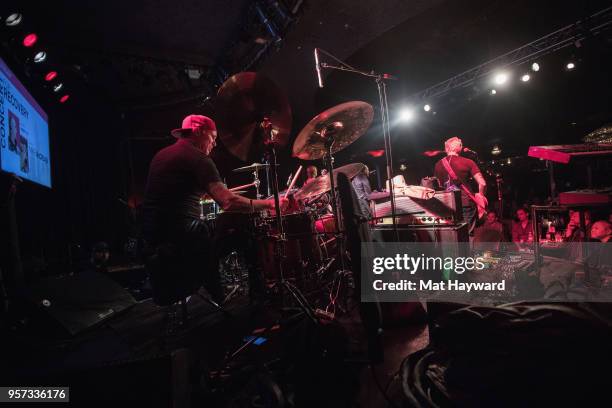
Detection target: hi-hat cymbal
<box><xmin>216</xmin><ymin>72</ymin><xmax>292</xmax><ymax>162</ymax></box>
<box><xmin>333</xmin><ymin>163</ymin><xmax>366</xmax><ymax>181</ymax></box>
<box><xmin>294</xmin><ymin>175</ymin><xmax>331</xmax><ymax>201</ymax></box>
<box><xmin>292</xmin><ymin>101</ymin><xmax>374</xmax><ymax>160</ymax></box>
<box><xmin>232</xmin><ymin>162</ymin><xmax>274</xmax><ymax>173</ymax></box>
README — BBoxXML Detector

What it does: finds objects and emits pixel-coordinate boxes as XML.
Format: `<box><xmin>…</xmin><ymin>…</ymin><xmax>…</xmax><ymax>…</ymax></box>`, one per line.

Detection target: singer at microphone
<box><xmin>463</xmin><ymin>147</ymin><xmax>478</xmax><ymax>155</ymax></box>
<box><xmin>433</xmin><ymin>136</ymin><xmax>487</xmax><ymax>229</ymax></box>
<box><xmin>314</xmin><ymin>48</ymin><xmax>324</xmax><ymax>88</ymax></box>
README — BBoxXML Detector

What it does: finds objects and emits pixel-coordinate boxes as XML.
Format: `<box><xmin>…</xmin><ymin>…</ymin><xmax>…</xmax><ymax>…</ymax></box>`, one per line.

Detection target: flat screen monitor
<box><xmin>0</xmin><ymin>57</ymin><xmax>51</xmax><ymax>188</ymax></box>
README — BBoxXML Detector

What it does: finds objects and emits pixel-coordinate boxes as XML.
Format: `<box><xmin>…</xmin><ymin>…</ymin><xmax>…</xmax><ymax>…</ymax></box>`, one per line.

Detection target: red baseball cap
<box><xmin>171</xmin><ymin>114</ymin><xmax>216</xmax><ymax>138</ymax></box>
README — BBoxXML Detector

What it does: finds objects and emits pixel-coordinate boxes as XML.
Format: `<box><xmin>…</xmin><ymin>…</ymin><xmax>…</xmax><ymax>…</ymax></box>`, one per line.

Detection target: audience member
<box><xmin>511</xmin><ymin>207</ymin><xmax>533</xmax><ymax>249</ymax></box>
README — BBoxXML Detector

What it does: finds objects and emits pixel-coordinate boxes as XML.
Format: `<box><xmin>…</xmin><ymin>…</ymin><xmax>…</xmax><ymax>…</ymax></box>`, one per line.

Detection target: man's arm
<box><xmin>207</xmin><ymin>181</ymin><xmax>284</xmax><ymax>212</ymax></box>
<box><xmin>473</xmin><ymin>172</ymin><xmax>487</xmax><ymax>195</ymax></box>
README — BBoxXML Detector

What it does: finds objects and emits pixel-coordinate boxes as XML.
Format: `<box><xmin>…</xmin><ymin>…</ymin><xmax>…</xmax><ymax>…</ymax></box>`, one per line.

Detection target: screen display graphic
<box><xmin>0</xmin><ymin>57</ymin><xmax>51</xmax><ymax>187</ymax></box>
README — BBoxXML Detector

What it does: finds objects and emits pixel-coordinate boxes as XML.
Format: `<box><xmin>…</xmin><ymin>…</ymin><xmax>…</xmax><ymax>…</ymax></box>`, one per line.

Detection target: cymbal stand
<box><xmin>262</xmin><ymin>118</ymin><xmax>318</xmax><ymax>324</ymax></box>
<box><xmin>321</xmin><ymin>126</ymin><xmax>347</xmax><ymax>273</ymax></box>
<box><xmin>252</xmin><ymin>169</ymin><xmax>262</xmax><ymax>199</ymax></box>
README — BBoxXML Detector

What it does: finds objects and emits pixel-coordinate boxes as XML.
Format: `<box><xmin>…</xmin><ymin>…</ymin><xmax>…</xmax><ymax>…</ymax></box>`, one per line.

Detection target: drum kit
<box><xmin>205</xmin><ymin>72</ymin><xmax>374</xmax><ymax>312</ymax></box>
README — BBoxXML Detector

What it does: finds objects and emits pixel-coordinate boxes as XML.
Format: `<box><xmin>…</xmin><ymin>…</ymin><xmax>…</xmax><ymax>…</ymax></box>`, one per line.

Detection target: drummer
<box><xmin>141</xmin><ymin>114</ymin><xmax>288</xmax><ymax>302</ymax></box>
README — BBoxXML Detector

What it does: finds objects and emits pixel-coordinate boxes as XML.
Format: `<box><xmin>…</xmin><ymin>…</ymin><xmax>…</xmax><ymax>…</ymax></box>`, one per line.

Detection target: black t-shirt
<box><xmin>141</xmin><ymin>138</ymin><xmax>222</xmax><ymax>241</ymax></box>
<box><xmin>434</xmin><ymin>155</ymin><xmax>482</xmax><ymax>205</ymax></box>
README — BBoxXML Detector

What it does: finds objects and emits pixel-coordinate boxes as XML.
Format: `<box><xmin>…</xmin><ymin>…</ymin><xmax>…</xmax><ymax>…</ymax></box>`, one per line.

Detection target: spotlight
<box><xmin>531</xmin><ymin>62</ymin><xmax>540</xmax><ymax>72</ymax></box>
<box><xmin>59</xmin><ymin>94</ymin><xmax>70</xmax><ymax>103</ymax></box>
<box><xmin>566</xmin><ymin>62</ymin><xmax>575</xmax><ymax>70</ymax></box>
<box><xmin>44</xmin><ymin>71</ymin><xmax>58</xmax><ymax>81</ymax></box>
<box><xmin>423</xmin><ymin>104</ymin><xmax>431</xmax><ymax>112</ymax></box>
<box><xmin>521</xmin><ymin>74</ymin><xmax>530</xmax><ymax>82</ymax></box>
<box><xmin>5</xmin><ymin>13</ymin><xmax>23</xmax><ymax>26</ymax></box>
<box><xmin>507</xmin><ymin>158</ymin><xmax>512</xmax><ymax>164</ymax></box>
<box><xmin>398</xmin><ymin>108</ymin><xmax>415</xmax><ymax>122</ymax></box>
<box><xmin>493</xmin><ymin>72</ymin><xmax>509</xmax><ymax>85</ymax></box>
<box><xmin>23</xmin><ymin>33</ymin><xmax>38</xmax><ymax>48</ymax></box>
<box><xmin>491</xmin><ymin>145</ymin><xmax>502</xmax><ymax>155</ymax></box>
<box><xmin>490</xmin><ymin>89</ymin><xmax>497</xmax><ymax>95</ymax></box>
<box><xmin>53</xmin><ymin>83</ymin><xmax>63</xmax><ymax>92</ymax></box>
<box><xmin>33</xmin><ymin>51</ymin><xmax>47</xmax><ymax>63</ymax></box>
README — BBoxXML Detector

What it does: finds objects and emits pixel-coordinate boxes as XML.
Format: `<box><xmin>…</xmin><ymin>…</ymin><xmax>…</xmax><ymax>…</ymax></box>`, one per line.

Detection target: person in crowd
<box><xmin>564</xmin><ymin>210</ymin><xmax>592</xmax><ymax>242</ymax></box>
<box><xmin>474</xmin><ymin>211</ymin><xmax>505</xmax><ymax>250</ymax></box>
<box><xmin>512</xmin><ymin>207</ymin><xmax>533</xmax><ymax>249</ymax></box>
<box><xmin>590</xmin><ymin>220</ymin><xmax>612</xmax><ymax>243</ymax></box>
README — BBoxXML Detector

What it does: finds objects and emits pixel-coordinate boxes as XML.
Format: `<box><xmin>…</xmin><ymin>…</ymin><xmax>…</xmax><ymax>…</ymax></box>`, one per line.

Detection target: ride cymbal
<box><xmin>292</xmin><ymin>101</ymin><xmax>374</xmax><ymax>160</ymax></box>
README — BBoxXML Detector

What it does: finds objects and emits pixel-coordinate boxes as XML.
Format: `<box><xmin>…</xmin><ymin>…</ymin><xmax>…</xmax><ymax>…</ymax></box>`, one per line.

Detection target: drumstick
<box><xmin>286</xmin><ymin>165</ymin><xmax>303</xmax><ymax>194</ymax></box>
<box><xmin>201</xmin><ymin>182</ymin><xmax>257</xmax><ymax>201</ymax></box>
<box><xmin>229</xmin><ymin>182</ymin><xmax>256</xmax><ymax>192</ymax></box>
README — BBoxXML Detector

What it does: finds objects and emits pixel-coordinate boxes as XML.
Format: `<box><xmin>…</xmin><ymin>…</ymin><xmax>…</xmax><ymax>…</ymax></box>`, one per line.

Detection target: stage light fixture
<box><xmin>53</xmin><ymin>83</ymin><xmax>63</xmax><ymax>92</ymax></box>
<box><xmin>398</xmin><ymin>108</ymin><xmax>415</xmax><ymax>122</ymax></box>
<box><xmin>59</xmin><ymin>94</ymin><xmax>70</xmax><ymax>103</ymax></box>
<box><xmin>33</xmin><ymin>51</ymin><xmax>47</xmax><ymax>63</ymax></box>
<box><xmin>44</xmin><ymin>71</ymin><xmax>58</xmax><ymax>81</ymax></box>
<box><xmin>23</xmin><ymin>33</ymin><xmax>38</xmax><ymax>47</ymax></box>
<box><xmin>531</xmin><ymin>62</ymin><xmax>540</xmax><ymax>72</ymax></box>
<box><xmin>5</xmin><ymin>13</ymin><xmax>23</xmax><ymax>26</ymax></box>
<box><xmin>423</xmin><ymin>104</ymin><xmax>431</xmax><ymax>112</ymax></box>
<box><xmin>521</xmin><ymin>74</ymin><xmax>530</xmax><ymax>82</ymax></box>
<box><xmin>491</xmin><ymin>145</ymin><xmax>502</xmax><ymax>155</ymax></box>
<box><xmin>566</xmin><ymin>62</ymin><xmax>575</xmax><ymax>70</ymax></box>
<box><xmin>493</xmin><ymin>72</ymin><xmax>509</xmax><ymax>85</ymax></box>
<box><xmin>490</xmin><ymin>89</ymin><xmax>497</xmax><ymax>95</ymax></box>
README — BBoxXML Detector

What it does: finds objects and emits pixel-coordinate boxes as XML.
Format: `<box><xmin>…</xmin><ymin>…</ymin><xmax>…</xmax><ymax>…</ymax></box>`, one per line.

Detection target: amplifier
<box><xmin>372</xmin><ymin>190</ymin><xmax>462</xmax><ymax>225</ymax></box>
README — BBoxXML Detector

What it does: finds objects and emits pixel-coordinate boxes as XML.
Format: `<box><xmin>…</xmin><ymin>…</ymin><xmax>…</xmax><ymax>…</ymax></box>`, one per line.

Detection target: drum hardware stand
<box><xmin>262</xmin><ymin>118</ymin><xmax>318</xmax><ymax>324</ymax></box>
<box><xmin>221</xmin><ymin>251</ymin><xmax>247</xmax><ymax>304</ymax></box>
<box><xmin>318</xmin><ymin>50</ymin><xmax>399</xmax><ymax>240</ymax></box>
<box><xmin>319</xmin><ymin>127</ymin><xmax>352</xmax><ymax>285</ymax></box>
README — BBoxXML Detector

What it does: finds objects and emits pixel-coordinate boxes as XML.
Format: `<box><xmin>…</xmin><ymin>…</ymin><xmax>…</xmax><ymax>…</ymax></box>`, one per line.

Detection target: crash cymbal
<box><xmin>216</xmin><ymin>72</ymin><xmax>292</xmax><ymax>162</ymax></box>
<box><xmin>333</xmin><ymin>163</ymin><xmax>366</xmax><ymax>181</ymax></box>
<box><xmin>292</xmin><ymin>101</ymin><xmax>374</xmax><ymax>160</ymax></box>
<box><xmin>232</xmin><ymin>162</ymin><xmax>273</xmax><ymax>173</ymax></box>
<box><xmin>294</xmin><ymin>175</ymin><xmax>331</xmax><ymax>201</ymax></box>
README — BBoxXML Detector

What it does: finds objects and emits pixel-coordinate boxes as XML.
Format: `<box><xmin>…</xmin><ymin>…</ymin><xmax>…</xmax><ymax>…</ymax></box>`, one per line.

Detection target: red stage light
<box><xmin>45</xmin><ymin>71</ymin><xmax>57</xmax><ymax>81</ymax></box>
<box><xmin>59</xmin><ymin>94</ymin><xmax>70</xmax><ymax>103</ymax></box>
<box><xmin>23</xmin><ymin>33</ymin><xmax>38</xmax><ymax>47</ymax></box>
<box><xmin>367</xmin><ymin>149</ymin><xmax>385</xmax><ymax>158</ymax></box>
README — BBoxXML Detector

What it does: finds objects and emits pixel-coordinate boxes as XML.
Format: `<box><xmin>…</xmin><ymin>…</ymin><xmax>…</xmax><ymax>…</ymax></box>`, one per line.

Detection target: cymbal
<box><xmin>216</xmin><ymin>72</ymin><xmax>292</xmax><ymax>162</ymax></box>
<box><xmin>333</xmin><ymin>163</ymin><xmax>366</xmax><ymax>181</ymax></box>
<box><xmin>294</xmin><ymin>175</ymin><xmax>331</xmax><ymax>201</ymax></box>
<box><xmin>232</xmin><ymin>162</ymin><xmax>272</xmax><ymax>173</ymax></box>
<box><xmin>292</xmin><ymin>101</ymin><xmax>374</xmax><ymax>160</ymax></box>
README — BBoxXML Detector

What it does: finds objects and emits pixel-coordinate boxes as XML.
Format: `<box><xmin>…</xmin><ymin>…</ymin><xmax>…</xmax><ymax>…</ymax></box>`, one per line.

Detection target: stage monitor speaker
<box><xmin>372</xmin><ymin>222</ymin><xmax>469</xmax><ymax>243</ymax></box>
<box><xmin>25</xmin><ymin>270</ymin><xmax>137</xmax><ymax>336</ymax></box>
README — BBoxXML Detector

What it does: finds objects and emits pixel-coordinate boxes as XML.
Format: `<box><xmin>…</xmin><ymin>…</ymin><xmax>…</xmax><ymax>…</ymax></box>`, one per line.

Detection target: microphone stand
<box><xmin>319</xmin><ymin>57</ymin><xmax>399</xmax><ymax>240</ymax></box>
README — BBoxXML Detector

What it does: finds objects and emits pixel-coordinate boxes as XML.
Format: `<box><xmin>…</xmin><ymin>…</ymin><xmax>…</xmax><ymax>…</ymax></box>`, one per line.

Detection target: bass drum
<box><xmin>257</xmin><ymin>212</ymin><xmax>321</xmax><ymax>281</ymax></box>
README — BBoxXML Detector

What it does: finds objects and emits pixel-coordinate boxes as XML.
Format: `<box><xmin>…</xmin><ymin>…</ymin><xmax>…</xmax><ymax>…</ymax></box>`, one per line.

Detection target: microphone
<box><xmin>463</xmin><ymin>147</ymin><xmax>477</xmax><ymax>155</ymax></box>
<box><xmin>314</xmin><ymin>48</ymin><xmax>324</xmax><ymax>88</ymax></box>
